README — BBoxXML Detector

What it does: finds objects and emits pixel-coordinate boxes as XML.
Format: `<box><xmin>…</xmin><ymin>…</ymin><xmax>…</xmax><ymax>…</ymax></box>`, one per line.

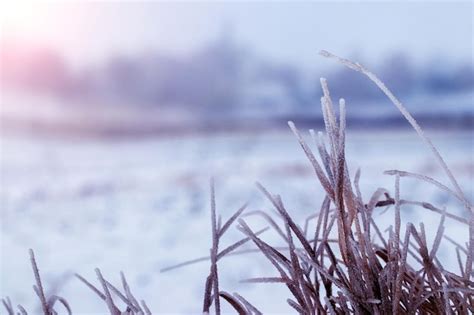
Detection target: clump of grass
<box><xmin>75</xmin><ymin>270</ymin><xmax>151</xmax><ymax>315</ymax></box>
<box><xmin>164</xmin><ymin>51</ymin><xmax>473</xmax><ymax>314</ymax></box>
<box><xmin>2</xmin><ymin>249</ymin><xmax>72</xmax><ymax>315</ymax></box>
<box><xmin>2</xmin><ymin>249</ymin><xmax>151</xmax><ymax>315</ymax></box>
<box><xmin>3</xmin><ymin>52</ymin><xmax>473</xmax><ymax>314</ymax></box>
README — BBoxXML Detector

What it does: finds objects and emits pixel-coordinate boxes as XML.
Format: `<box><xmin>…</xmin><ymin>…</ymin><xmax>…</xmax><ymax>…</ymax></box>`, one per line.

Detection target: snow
<box><xmin>1</xmin><ymin>129</ymin><xmax>472</xmax><ymax>314</ymax></box>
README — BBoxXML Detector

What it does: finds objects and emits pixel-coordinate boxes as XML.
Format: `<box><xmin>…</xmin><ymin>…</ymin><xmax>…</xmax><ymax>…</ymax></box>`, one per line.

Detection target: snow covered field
<box><xmin>1</xmin><ymin>129</ymin><xmax>472</xmax><ymax>314</ymax></box>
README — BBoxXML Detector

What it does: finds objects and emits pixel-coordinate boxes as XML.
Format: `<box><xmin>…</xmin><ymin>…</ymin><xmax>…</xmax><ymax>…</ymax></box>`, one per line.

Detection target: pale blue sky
<box><xmin>1</xmin><ymin>1</ymin><xmax>472</xmax><ymax>69</ymax></box>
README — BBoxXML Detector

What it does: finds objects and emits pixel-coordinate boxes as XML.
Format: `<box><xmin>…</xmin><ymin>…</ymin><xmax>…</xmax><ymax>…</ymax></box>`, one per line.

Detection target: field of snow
<box><xmin>1</xmin><ymin>129</ymin><xmax>472</xmax><ymax>314</ymax></box>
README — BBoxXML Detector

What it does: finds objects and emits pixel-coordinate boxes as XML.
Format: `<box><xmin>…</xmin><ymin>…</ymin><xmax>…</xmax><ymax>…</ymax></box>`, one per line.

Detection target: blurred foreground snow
<box><xmin>1</xmin><ymin>130</ymin><xmax>472</xmax><ymax>314</ymax></box>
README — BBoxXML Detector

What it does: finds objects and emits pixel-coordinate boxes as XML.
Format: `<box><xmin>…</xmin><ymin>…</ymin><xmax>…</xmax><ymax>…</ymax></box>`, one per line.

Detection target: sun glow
<box><xmin>0</xmin><ymin>1</ymin><xmax>83</xmax><ymax>46</ymax></box>
<box><xmin>1</xmin><ymin>1</ymin><xmax>47</xmax><ymax>33</ymax></box>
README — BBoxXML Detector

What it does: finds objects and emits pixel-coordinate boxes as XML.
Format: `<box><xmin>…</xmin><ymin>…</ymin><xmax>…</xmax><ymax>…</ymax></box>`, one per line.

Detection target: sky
<box><xmin>0</xmin><ymin>1</ymin><xmax>472</xmax><ymax>69</ymax></box>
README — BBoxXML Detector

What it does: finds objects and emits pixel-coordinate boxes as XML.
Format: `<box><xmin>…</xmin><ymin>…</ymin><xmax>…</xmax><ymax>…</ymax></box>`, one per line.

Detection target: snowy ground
<box><xmin>1</xmin><ymin>129</ymin><xmax>472</xmax><ymax>314</ymax></box>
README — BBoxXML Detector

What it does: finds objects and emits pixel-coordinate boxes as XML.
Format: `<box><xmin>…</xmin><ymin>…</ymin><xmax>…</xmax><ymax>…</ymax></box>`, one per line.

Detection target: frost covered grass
<box><xmin>2</xmin><ymin>52</ymin><xmax>473</xmax><ymax>314</ymax></box>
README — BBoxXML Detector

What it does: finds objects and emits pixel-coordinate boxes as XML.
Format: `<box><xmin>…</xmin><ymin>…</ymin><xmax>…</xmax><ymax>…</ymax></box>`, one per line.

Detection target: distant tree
<box><xmin>422</xmin><ymin>58</ymin><xmax>474</xmax><ymax>93</ymax></box>
<box><xmin>1</xmin><ymin>44</ymin><xmax>70</xmax><ymax>96</ymax></box>
<box><xmin>253</xmin><ymin>62</ymin><xmax>310</xmax><ymax>109</ymax></box>
<box><xmin>325</xmin><ymin>67</ymin><xmax>382</xmax><ymax>102</ymax></box>
<box><xmin>379</xmin><ymin>53</ymin><xmax>415</xmax><ymax>96</ymax></box>
<box><xmin>454</xmin><ymin>63</ymin><xmax>474</xmax><ymax>91</ymax></box>
<box><xmin>102</xmin><ymin>56</ymin><xmax>144</xmax><ymax>104</ymax></box>
<box><xmin>190</xmin><ymin>29</ymin><xmax>244</xmax><ymax>113</ymax></box>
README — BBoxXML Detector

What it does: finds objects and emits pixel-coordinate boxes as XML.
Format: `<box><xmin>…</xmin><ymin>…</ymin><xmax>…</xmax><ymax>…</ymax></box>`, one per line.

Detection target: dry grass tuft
<box><xmin>2</xmin><ymin>249</ymin><xmax>72</xmax><ymax>315</ymax></box>
<box><xmin>74</xmin><ymin>269</ymin><xmax>151</xmax><ymax>315</ymax></box>
<box><xmin>165</xmin><ymin>51</ymin><xmax>473</xmax><ymax>314</ymax></box>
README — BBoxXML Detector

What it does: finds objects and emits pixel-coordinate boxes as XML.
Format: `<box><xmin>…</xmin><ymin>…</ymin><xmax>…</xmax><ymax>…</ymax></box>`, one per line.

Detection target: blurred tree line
<box><xmin>1</xmin><ymin>35</ymin><xmax>473</xmax><ymax>117</ymax></box>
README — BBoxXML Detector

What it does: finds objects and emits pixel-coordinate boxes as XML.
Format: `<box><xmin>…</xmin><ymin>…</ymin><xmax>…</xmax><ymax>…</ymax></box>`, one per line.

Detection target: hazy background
<box><xmin>1</xmin><ymin>1</ymin><xmax>473</xmax><ymax>134</ymax></box>
<box><xmin>1</xmin><ymin>1</ymin><xmax>473</xmax><ymax>314</ymax></box>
